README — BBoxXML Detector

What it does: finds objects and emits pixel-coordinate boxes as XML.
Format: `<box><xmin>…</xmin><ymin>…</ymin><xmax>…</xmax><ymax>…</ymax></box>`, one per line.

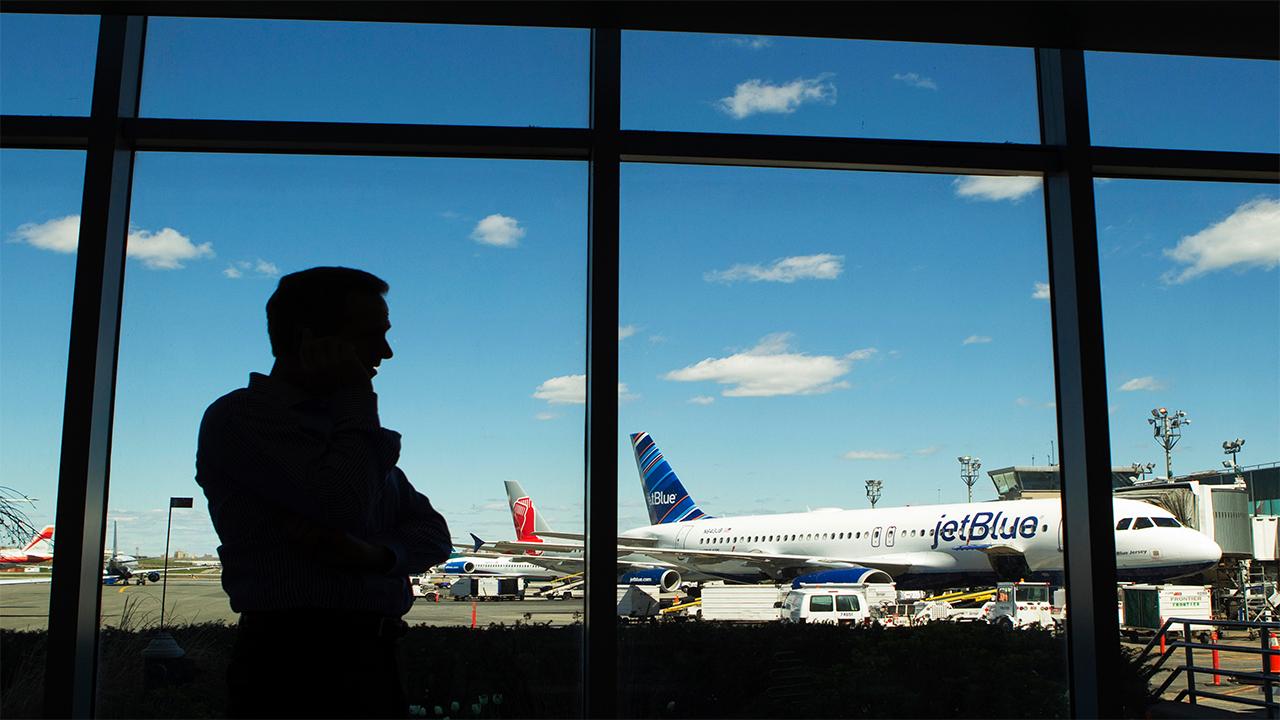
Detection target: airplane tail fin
<box><xmin>630</xmin><ymin>432</ymin><xmax>709</xmax><ymax>525</ymax></box>
<box><xmin>504</xmin><ymin>480</ymin><xmax>549</xmax><ymax>554</ymax></box>
<box><xmin>22</xmin><ymin>525</ymin><xmax>54</xmax><ymax>555</ymax></box>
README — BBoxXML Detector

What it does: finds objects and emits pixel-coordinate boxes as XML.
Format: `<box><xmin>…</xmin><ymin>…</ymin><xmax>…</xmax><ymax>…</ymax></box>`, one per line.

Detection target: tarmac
<box><xmin>0</xmin><ymin>573</ymin><xmax>585</xmax><ymax>632</ymax></box>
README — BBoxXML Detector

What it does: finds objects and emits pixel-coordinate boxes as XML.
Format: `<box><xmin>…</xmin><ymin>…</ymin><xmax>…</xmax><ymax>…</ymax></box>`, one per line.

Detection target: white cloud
<box><xmin>534</xmin><ymin>375</ymin><xmax>585</xmax><ymax>404</ymax></box>
<box><xmin>224</xmin><ymin>259</ymin><xmax>279</xmax><ymax>279</ymax></box>
<box><xmin>731</xmin><ymin>36</ymin><xmax>773</xmax><ymax>49</ymax></box>
<box><xmin>914</xmin><ymin>446</ymin><xmax>943</xmax><ymax>455</ymax></box>
<box><xmin>470</xmin><ymin>214</ymin><xmax>525</xmax><ymax>247</ymax></box>
<box><xmin>1161</xmin><ymin>197</ymin><xmax>1280</xmax><ymax>283</ymax></box>
<box><xmin>715</xmin><ymin>74</ymin><xmax>836</xmax><ymax>119</ymax></box>
<box><xmin>1118</xmin><ymin>376</ymin><xmax>1167</xmax><ymax>392</ymax></box>
<box><xmin>1017</xmin><ymin>397</ymin><xmax>1034</xmax><ymax>407</ymax></box>
<box><xmin>705</xmin><ymin>254</ymin><xmax>844</xmax><ymax>283</ymax></box>
<box><xmin>125</xmin><ymin>227</ymin><xmax>214</xmax><ymax>269</ymax></box>
<box><xmin>535</xmin><ymin>412</ymin><xmax>563</xmax><ymax>421</ymax></box>
<box><xmin>688</xmin><ymin>396</ymin><xmax>715</xmax><ymax>404</ymax></box>
<box><xmin>962</xmin><ymin>335</ymin><xmax>992</xmax><ymax>345</ymax></box>
<box><xmin>10</xmin><ymin>215</ymin><xmax>213</xmax><ymax>269</ymax></box>
<box><xmin>1033</xmin><ymin>281</ymin><xmax>1051</xmax><ymax>300</ymax></box>
<box><xmin>953</xmin><ymin>176</ymin><xmax>1042</xmax><ymax>202</ymax></box>
<box><xmin>533</xmin><ymin>375</ymin><xmax>634</xmax><ymax>404</ymax></box>
<box><xmin>10</xmin><ymin>215</ymin><xmax>79</xmax><ymax>252</ymax></box>
<box><xmin>619</xmin><ymin>325</ymin><xmax>639</xmax><ymax>341</ymax></box>
<box><xmin>663</xmin><ymin>333</ymin><xmax>855</xmax><ymax>397</ymax></box>
<box><xmin>842</xmin><ymin>450</ymin><xmax>903</xmax><ymax>460</ymax></box>
<box><xmin>892</xmin><ymin>72</ymin><xmax>938</xmax><ymax>90</ymax></box>
<box><xmin>846</xmin><ymin>348</ymin><xmax>878</xmax><ymax>360</ymax></box>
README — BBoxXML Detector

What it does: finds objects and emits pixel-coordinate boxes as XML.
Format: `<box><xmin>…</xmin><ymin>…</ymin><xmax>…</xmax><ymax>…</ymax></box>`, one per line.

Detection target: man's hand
<box><xmin>297</xmin><ymin>329</ymin><xmax>373</xmax><ymax>396</ymax></box>
<box><xmin>283</xmin><ymin>513</ymin><xmax>395</xmax><ymax>574</ymax></box>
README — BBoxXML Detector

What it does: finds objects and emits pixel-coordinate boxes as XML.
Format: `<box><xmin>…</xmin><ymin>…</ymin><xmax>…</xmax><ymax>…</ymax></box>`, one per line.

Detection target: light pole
<box><xmin>142</xmin><ymin>496</ymin><xmax>193</xmax><ymax>661</ymax></box>
<box><xmin>1223</xmin><ymin>438</ymin><xmax>1245</xmax><ymax>478</ymax></box>
<box><xmin>958</xmin><ymin>456</ymin><xmax>981</xmax><ymax>503</ymax></box>
<box><xmin>1148</xmin><ymin>408</ymin><xmax>1188</xmax><ymax>479</ymax></box>
<box><xmin>865</xmin><ymin>479</ymin><xmax>882</xmax><ymax>509</ymax></box>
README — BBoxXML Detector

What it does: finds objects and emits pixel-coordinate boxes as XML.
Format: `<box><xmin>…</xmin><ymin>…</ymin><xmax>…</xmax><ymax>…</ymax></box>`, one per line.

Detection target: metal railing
<box><xmin>1137</xmin><ymin>617</ymin><xmax>1280</xmax><ymax>717</ymax></box>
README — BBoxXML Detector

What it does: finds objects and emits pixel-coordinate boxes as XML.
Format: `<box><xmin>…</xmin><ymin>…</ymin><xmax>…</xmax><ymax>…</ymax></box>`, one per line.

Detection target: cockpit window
<box><xmin>1116</xmin><ymin>518</ymin><xmax>1132</xmax><ymax>530</ymax></box>
<box><xmin>1132</xmin><ymin>517</ymin><xmax>1154</xmax><ymax>530</ymax></box>
<box><xmin>1152</xmin><ymin>517</ymin><xmax>1181</xmax><ymax>528</ymax></box>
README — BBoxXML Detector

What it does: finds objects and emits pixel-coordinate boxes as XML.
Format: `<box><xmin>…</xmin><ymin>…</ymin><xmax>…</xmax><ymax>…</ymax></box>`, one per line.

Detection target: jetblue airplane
<box><xmin>620</xmin><ymin>432</ymin><xmax>1223</xmax><ymax>590</ymax></box>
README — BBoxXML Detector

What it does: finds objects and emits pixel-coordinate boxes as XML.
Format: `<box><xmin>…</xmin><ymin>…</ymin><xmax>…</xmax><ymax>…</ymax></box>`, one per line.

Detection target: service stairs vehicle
<box><xmin>533</xmin><ymin>572</ymin><xmax>584</xmax><ymax>600</ymax></box>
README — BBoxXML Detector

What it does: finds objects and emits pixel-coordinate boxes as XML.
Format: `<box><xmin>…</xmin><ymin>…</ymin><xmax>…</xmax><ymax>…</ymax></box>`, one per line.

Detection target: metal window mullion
<box><xmin>43</xmin><ymin>15</ymin><xmax>146</xmax><ymax>720</ymax></box>
<box><xmin>1037</xmin><ymin>47</ymin><xmax>1121</xmax><ymax>720</ymax></box>
<box><xmin>585</xmin><ymin>26</ymin><xmax>620</xmax><ymax>720</ymax></box>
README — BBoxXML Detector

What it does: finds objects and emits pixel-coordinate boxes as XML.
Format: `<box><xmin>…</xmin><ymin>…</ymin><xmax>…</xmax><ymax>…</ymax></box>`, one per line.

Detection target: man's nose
<box><xmin>381</xmin><ymin>338</ymin><xmax>393</xmax><ymax>360</ymax></box>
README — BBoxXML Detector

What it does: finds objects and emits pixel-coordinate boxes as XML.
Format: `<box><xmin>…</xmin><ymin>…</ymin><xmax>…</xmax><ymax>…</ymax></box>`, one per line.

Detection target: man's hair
<box><xmin>266</xmin><ymin>267</ymin><xmax>389</xmax><ymax>357</ymax></box>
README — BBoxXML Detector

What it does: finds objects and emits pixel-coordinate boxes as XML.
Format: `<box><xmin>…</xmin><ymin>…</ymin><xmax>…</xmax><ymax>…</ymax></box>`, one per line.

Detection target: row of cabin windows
<box><xmin>698</xmin><ymin>528</ymin><xmax>934</xmax><ymax>545</ymax></box>
<box><xmin>696</xmin><ymin>522</ymin><xmax>1054</xmax><ymax>545</ymax></box>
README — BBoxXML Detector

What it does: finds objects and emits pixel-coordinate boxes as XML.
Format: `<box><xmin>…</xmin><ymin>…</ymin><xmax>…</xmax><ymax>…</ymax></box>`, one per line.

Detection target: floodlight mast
<box><xmin>865</xmin><ymin>479</ymin><xmax>882</xmax><ymax>509</ymax></box>
<box><xmin>1147</xmin><ymin>408</ymin><xmax>1188</xmax><ymax>479</ymax></box>
<box><xmin>1223</xmin><ymin>438</ymin><xmax>1245</xmax><ymax>478</ymax></box>
<box><xmin>958</xmin><ymin>456</ymin><xmax>981</xmax><ymax>503</ymax></box>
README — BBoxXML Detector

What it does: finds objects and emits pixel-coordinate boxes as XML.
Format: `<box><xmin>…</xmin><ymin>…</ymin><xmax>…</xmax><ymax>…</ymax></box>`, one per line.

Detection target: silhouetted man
<box><xmin>196</xmin><ymin>267</ymin><xmax>452</xmax><ymax>719</ymax></box>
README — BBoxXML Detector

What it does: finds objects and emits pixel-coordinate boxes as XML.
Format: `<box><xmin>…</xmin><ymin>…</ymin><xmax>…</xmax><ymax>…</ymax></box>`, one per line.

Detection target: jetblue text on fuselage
<box><xmin>930</xmin><ymin>512</ymin><xmax>1041</xmax><ymax>549</ymax></box>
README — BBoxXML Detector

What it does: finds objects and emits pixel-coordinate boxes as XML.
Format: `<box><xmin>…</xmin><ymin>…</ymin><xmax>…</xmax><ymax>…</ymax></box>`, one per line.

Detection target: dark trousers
<box><xmin>227</xmin><ymin>609</ymin><xmax>408</xmax><ymax>719</ymax></box>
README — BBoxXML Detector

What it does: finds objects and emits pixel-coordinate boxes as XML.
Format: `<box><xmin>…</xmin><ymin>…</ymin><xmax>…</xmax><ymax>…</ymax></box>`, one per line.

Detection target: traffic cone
<box><xmin>1269</xmin><ymin>633</ymin><xmax>1279</xmax><ymax>674</ymax></box>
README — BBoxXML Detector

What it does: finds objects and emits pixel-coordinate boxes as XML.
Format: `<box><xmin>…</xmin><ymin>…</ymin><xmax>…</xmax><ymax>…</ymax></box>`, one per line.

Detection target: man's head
<box><xmin>266</xmin><ymin>267</ymin><xmax>393</xmax><ymax>378</ymax></box>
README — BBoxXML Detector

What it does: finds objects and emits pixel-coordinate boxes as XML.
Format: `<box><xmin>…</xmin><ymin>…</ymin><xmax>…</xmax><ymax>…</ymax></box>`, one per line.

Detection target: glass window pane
<box><xmin>0</xmin><ymin>13</ymin><xmax>100</xmax><ymax>116</ymax></box>
<box><xmin>623</xmin><ymin>31</ymin><xmax>1039</xmax><ymax>143</ymax></box>
<box><xmin>618</xmin><ymin>164</ymin><xmax>1065</xmax><ymax>716</ymax></box>
<box><xmin>0</xmin><ymin>149</ymin><xmax>86</xmax><ymax>631</ymax></box>
<box><xmin>1087</xmin><ymin>53</ymin><xmax>1280</xmax><ymax>153</ymax></box>
<box><xmin>1099</xmin><ymin>180</ymin><xmax>1277</xmax><ymax>657</ymax></box>
<box><xmin>141</xmin><ymin>18</ymin><xmax>590</xmax><ymax>127</ymax></box>
<box><xmin>100</xmin><ymin>152</ymin><xmax>586</xmax><ymax>716</ymax></box>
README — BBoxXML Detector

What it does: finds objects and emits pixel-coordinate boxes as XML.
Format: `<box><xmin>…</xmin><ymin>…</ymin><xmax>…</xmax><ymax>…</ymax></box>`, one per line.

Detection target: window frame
<box><xmin>1</xmin><ymin>4</ymin><xmax>1276</xmax><ymax>719</ymax></box>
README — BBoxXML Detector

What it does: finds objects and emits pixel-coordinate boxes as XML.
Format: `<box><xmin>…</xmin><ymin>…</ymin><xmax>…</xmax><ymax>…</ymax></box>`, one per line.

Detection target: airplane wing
<box><xmin>527</xmin><ymin>531</ymin><xmax>662</xmax><ymax>549</ymax></box>
<box><xmin>607</xmin><ymin>546</ymin><xmax>983</xmax><ymax>580</ymax></box>
<box><xmin>0</xmin><ymin>576</ymin><xmax>53</xmax><ymax>585</ymax></box>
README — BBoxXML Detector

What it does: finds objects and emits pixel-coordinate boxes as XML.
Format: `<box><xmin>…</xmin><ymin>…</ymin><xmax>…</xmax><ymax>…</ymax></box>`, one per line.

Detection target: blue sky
<box><xmin>2</xmin><ymin>15</ymin><xmax>1277</xmax><ymax>556</ymax></box>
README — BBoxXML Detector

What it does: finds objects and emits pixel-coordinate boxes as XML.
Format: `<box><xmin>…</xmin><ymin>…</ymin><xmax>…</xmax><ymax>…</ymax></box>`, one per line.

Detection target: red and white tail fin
<box><xmin>22</xmin><ymin>525</ymin><xmax>54</xmax><ymax>557</ymax></box>
<box><xmin>504</xmin><ymin>480</ymin><xmax>551</xmax><ymax>555</ymax></box>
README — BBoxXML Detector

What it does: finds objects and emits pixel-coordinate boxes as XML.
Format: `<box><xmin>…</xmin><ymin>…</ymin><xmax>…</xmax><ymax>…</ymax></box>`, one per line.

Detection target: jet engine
<box><xmin>619</xmin><ymin>568</ymin><xmax>681</xmax><ymax>592</ymax></box>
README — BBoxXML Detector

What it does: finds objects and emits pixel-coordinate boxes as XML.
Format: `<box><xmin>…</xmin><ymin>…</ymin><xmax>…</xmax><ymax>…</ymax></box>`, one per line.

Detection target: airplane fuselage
<box><xmin>620</xmin><ymin>497</ymin><xmax>1221</xmax><ymax>589</ymax></box>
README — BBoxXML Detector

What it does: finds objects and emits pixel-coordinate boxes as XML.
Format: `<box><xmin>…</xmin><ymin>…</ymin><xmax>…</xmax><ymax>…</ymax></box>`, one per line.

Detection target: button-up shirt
<box><xmin>196</xmin><ymin>373</ymin><xmax>451</xmax><ymax>615</ymax></box>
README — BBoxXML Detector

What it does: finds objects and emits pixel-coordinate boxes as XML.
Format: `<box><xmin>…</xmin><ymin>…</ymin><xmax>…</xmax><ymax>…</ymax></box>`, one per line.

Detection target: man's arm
<box><xmin>366</xmin><ymin>469</ymin><xmax>453</xmax><ymax>576</ymax></box>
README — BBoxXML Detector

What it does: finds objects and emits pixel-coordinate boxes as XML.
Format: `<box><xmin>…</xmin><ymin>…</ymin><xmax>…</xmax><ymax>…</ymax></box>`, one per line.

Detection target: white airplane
<box><xmin>435</xmin><ymin>533</ymin><xmax>563</xmax><ymax>579</ymax></box>
<box><xmin>102</xmin><ymin>521</ymin><xmax>163</xmax><ymax>585</ymax></box>
<box><xmin>615</xmin><ymin>432</ymin><xmax>1223</xmax><ymax>590</ymax></box>
<box><xmin>0</xmin><ymin>525</ymin><xmax>54</xmax><ymax>566</ymax></box>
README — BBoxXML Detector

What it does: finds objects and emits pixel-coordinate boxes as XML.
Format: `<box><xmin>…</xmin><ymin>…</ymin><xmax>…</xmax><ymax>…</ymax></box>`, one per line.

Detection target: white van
<box><xmin>779</xmin><ymin>587</ymin><xmax>873</xmax><ymax>625</ymax></box>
